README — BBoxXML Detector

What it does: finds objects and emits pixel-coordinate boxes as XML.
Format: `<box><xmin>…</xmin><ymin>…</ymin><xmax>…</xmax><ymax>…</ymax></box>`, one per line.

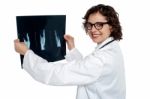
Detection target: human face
<box><xmin>86</xmin><ymin>12</ymin><xmax>112</xmax><ymax>44</ymax></box>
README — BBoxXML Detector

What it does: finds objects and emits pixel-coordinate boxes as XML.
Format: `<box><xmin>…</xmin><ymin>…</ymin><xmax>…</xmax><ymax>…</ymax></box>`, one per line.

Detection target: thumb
<box><xmin>14</xmin><ymin>39</ymin><xmax>20</xmax><ymax>43</ymax></box>
<box><xmin>64</xmin><ymin>35</ymin><xmax>72</xmax><ymax>41</ymax></box>
<box><xmin>64</xmin><ymin>34</ymin><xmax>75</xmax><ymax>50</ymax></box>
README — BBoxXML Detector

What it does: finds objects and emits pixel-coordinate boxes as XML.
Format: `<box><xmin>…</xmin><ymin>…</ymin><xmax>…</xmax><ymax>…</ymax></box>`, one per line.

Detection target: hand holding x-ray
<box><xmin>64</xmin><ymin>35</ymin><xmax>75</xmax><ymax>50</ymax></box>
<box><xmin>14</xmin><ymin>39</ymin><xmax>29</xmax><ymax>55</ymax></box>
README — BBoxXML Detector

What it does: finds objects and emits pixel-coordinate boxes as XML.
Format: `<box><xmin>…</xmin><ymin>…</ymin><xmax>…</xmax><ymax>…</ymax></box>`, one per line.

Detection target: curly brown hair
<box><xmin>83</xmin><ymin>4</ymin><xmax>122</xmax><ymax>40</ymax></box>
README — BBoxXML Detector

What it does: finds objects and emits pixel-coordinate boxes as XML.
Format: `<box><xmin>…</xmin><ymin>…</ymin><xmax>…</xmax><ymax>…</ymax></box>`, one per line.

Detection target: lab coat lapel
<box><xmin>95</xmin><ymin>37</ymin><xmax>114</xmax><ymax>51</ymax></box>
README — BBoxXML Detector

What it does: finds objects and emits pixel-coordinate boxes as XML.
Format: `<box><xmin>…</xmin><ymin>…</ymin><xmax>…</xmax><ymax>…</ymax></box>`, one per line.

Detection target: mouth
<box><xmin>92</xmin><ymin>34</ymin><xmax>101</xmax><ymax>38</ymax></box>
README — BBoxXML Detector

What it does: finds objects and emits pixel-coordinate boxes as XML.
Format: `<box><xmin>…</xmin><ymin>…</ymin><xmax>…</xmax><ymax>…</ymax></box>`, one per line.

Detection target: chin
<box><xmin>92</xmin><ymin>39</ymin><xmax>100</xmax><ymax>44</ymax></box>
<box><xmin>92</xmin><ymin>38</ymin><xmax>102</xmax><ymax>44</ymax></box>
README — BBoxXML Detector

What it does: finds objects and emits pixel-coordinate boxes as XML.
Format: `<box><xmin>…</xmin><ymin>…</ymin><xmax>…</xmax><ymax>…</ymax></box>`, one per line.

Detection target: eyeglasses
<box><xmin>84</xmin><ymin>22</ymin><xmax>108</xmax><ymax>30</ymax></box>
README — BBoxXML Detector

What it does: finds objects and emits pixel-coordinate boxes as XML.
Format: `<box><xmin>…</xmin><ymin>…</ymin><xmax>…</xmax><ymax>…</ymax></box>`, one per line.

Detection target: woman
<box><xmin>14</xmin><ymin>4</ymin><xmax>126</xmax><ymax>99</ymax></box>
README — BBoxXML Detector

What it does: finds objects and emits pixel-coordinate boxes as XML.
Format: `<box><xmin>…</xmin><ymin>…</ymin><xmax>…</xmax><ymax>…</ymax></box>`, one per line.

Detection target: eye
<box><xmin>95</xmin><ymin>22</ymin><xmax>103</xmax><ymax>27</ymax></box>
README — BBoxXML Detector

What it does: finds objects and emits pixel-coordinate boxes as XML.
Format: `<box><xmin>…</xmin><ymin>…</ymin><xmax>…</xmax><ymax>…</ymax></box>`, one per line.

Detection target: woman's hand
<box><xmin>14</xmin><ymin>39</ymin><xmax>29</xmax><ymax>55</ymax></box>
<box><xmin>64</xmin><ymin>35</ymin><xmax>75</xmax><ymax>50</ymax></box>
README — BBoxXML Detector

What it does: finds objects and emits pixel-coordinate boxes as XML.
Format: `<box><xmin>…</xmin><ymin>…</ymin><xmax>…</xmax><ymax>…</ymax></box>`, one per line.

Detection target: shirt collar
<box><xmin>95</xmin><ymin>37</ymin><xmax>114</xmax><ymax>50</ymax></box>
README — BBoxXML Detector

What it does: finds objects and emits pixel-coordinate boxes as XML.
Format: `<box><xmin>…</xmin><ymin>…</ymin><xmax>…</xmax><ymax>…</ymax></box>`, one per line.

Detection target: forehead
<box><xmin>88</xmin><ymin>12</ymin><xmax>107</xmax><ymax>23</ymax></box>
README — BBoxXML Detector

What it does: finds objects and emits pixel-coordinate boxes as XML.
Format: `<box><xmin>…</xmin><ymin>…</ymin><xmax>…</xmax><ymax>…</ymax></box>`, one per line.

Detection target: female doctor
<box><xmin>14</xmin><ymin>4</ymin><xmax>126</xmax><ymax>99</ymax></box>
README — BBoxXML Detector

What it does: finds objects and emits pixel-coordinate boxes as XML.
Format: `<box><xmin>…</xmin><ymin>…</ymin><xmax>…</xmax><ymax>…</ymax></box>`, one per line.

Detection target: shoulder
<box><xmin>93</xmin><ymin>41</ymin><xmax>122</xmax><ymax>62</ymax></box>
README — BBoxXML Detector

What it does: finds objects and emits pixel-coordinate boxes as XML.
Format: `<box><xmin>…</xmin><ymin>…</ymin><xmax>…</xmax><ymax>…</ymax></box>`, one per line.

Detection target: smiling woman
<box><xmin>14</xmin><ymin>4</ymin><xmax>125</xmax><ymax>99</ymax></box>
<box><xmin>83</xmin><ymin>4</ymin><xmax>122</xmax><ymax>44</ymax></box>
<box><xmin>83</xmin><ymin>11</ymin><xmax>111</xmax><ymax>44</ymax></box>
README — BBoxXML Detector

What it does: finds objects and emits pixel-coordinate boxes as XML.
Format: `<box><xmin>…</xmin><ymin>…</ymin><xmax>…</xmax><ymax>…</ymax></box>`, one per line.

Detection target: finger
<box><xmin>64</xmin><ymin>35</ymin><xmax>70</xmax><ymax>40</ymax></box>
<box><xmin>64</xmin><ymin>35</ymin><xmax>73</xmax><ymax>41</ymax></box>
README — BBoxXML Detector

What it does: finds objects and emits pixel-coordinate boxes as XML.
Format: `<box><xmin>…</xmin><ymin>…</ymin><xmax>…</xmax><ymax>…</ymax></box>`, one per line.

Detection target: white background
<box><xmin>0</xmin><ymin>0</ymin><xmax>150</xmax><ymax>99</ymax></box>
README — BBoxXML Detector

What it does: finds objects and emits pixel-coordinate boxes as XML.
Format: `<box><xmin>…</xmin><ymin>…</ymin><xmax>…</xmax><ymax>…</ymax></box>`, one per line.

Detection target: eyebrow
<box><xmin>87</xmin><ymin>21</ymin><xmax>108</xmax><ymax>23</ymax></box>
<box><xmin>87</xmin><ymin>21</ymin><xmax>108</xmax><ymax>24</ymax></box>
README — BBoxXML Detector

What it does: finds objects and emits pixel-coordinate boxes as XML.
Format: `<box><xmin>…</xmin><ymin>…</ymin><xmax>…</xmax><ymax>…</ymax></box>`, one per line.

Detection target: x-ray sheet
<box><xmin>16</xmin><ymin>15</ymin><xmax>66</xmax><ymax>68</ymax></box>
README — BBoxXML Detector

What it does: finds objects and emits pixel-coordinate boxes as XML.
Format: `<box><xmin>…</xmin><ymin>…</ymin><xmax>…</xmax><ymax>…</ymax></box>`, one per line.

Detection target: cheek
<box><xmin>102</xmin><ymin>28</ymin><xmax>112</xmax><ymax>36</ymax></box>
<box><xmin>88</xmin><ymin>32</ymin><xmax>92</xmax><ymax>37</ymax></box>
<box><xmin>105</xmin><ymin>32</ymin><xmax>111</xmax><ymax>37</ymax></box>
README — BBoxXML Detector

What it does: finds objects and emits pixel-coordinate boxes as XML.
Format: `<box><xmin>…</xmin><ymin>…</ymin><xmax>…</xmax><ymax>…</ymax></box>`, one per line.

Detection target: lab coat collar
<box><xmin>95</xmin><ymin>37</ymin><xmax>114</xmax><ymax>50</ymax></box>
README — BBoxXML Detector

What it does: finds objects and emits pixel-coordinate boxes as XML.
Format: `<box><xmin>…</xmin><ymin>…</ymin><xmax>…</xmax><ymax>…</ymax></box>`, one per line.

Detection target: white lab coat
<box><xmin>23</xmin><ymin>37</ymin><xmax>126</xmax><ymax>99</ymax></box>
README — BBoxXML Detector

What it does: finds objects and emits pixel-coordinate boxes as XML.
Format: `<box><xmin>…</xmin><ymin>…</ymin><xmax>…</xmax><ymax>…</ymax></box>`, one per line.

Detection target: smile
<box><xmin>92</xmin><ymin>34</ymin><xmax>101</xmax><ymax>38</ymax></box>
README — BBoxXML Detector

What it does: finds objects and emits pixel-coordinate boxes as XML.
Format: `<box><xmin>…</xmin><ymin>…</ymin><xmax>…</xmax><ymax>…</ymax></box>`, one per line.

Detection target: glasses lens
<box><xmin>85</xmin><ymin>22</ymin><xmax>92</xmax><ymax>30</ymax></box>
<box><xmin>95</xmin><ymin>22</ymin><xmax>103</xmax><ymax>30</ymax></box>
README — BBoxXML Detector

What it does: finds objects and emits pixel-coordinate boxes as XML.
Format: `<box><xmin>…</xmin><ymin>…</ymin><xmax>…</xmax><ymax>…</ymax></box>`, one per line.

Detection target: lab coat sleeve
<box><xmin>65</xmin><ymin>48</ymin><xmax>83</xmax><ymax>62</ymax></box>
<box><xmin>23</xmin><ymin>49</ymin><xmax>105</xmax><ymax>86</ymax></box>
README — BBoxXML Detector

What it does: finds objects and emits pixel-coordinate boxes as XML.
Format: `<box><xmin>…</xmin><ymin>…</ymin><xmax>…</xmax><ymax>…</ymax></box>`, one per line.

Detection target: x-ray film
<box><xmin>16</xmin><ymin>15</ymin><xmax>66</xmax><ymax>68</ymax></box>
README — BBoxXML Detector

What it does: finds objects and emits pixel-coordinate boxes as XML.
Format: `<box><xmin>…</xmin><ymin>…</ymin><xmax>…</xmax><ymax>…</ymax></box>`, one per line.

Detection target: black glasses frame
<box><xmin>84</xmin><ymin>22</ymin><xmax>108</xmax><ymax>30</ymax></box>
